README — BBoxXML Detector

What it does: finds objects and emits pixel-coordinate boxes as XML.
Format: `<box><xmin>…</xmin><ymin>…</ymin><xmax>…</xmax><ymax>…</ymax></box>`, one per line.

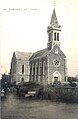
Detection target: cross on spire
<box><xmin>54</xmin><ymin>0</ymin><xmax>55</xmax><ymax>9</ymax></box>
<box><xmin>50</xmin><ymin>1</ymin><xmax>61</xmax><ymax>28</ymax></box>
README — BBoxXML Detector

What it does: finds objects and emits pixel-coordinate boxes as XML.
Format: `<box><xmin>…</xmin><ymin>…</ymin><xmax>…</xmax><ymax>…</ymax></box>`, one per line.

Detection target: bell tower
<box><xmin>47</xmin><ymin>9</ymin><xmax>61</xmax><ymax>50</ymax></box>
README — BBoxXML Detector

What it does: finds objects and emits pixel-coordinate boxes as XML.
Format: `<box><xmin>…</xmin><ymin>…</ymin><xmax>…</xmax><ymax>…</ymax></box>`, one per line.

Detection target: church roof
<box><xmin>14</xmin><ymin>51</ymin><xmax>32</xmax><ymax>60</ymax></box>
<box><xmin>30</xmin><ymin>48</ymin><xmax>49</xmax><ymax>60</ymax></box>
<box><xmin>50</xmin><ymin>9</ymin><xmax>60</xmax><ymax>28</ymax></box>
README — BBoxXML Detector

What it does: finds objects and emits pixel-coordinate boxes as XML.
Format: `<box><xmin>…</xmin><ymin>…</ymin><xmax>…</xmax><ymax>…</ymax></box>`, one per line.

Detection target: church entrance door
<box><xmin>53</xmin><ymin>71</ymin><xmax>61</xmax><ymax>83</ymax></box>
<box><xmin>54</xmin><ymin>76</ymin><xmax>58</xmax><ymax>81</ymax></box>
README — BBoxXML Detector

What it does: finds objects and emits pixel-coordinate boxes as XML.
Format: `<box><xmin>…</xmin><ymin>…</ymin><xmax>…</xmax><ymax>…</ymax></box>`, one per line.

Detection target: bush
<box><xmin>37</xmin><ymin>84</ymin><xmax>78</xmax><ymax>103</ymax></box>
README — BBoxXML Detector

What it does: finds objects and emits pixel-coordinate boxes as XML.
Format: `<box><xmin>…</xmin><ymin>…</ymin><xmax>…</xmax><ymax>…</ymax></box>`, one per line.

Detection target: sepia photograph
<box><xmin>0</xmin><ymin>0</ymin><xmax>78</xmax><ymax>119</ymax></box>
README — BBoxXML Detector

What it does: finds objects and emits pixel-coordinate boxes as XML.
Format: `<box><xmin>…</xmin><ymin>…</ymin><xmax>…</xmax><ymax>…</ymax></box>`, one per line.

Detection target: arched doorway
<box><xmin>53</xmin><ymin>71</ymin><xmax>61</xmax><ymax>83</ymax></box>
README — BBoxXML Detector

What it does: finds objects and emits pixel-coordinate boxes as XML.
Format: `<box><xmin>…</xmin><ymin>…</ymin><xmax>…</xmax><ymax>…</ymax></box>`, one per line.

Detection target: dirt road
<box><xmin>1</xmin><ymin>92</ymin><xmax>78</xmax><ymax>119</ymax></box>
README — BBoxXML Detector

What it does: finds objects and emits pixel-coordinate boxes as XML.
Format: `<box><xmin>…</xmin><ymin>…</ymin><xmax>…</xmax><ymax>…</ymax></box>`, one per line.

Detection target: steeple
<box><xmin>50</xmin><ymin>0</ymin><xmax>60</xmax><ymax>27</ymax></box>
<box><xmin>47</xmin><ymin>8</ymin><xmax>61</xmax><ymax>50</ymax></box>
<box><xmin>50</xmin><ymin>9</ymin><xmax>60</xmax><ymax>28</ymax></box>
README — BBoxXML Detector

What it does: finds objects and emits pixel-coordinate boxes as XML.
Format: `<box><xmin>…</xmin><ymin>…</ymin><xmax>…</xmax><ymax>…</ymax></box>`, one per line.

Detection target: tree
<box><xmin>1</xmin><ymin>73</ymin><xmax>10</xmax><ymax>91</ymax></box>
<box><xmin>68</xmin><ymin>76</ymin><xmax>78</xmax><ymax>82</ymax></box>
<box><xmin>67</xmin><ymin>77</ymin><xmax>77</xmax><ymax>87</ymax></box>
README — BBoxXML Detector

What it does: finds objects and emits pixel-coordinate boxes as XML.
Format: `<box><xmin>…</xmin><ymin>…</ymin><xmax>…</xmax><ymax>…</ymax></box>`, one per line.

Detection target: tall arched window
<box><xmin>49</xmin><ymin>33</ymin><xmax>51</xmax><ymax>41</ymax></box>
<box><xmin>57</xmin><ymin>33</ymin><xmax>59</xmax><ymax>41</ymax></box>
<box><xmin>54</xmin><ymin>32</ymin><xmax>56</xmax><ymax>41</ymax></box>
<box><xmin>22</xmin><ymin>65</ymin><xmax>24</xmax><ymax>74</ymax></box>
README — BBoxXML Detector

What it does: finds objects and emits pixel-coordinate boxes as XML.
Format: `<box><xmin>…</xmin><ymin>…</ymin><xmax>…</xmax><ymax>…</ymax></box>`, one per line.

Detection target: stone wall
<box><xmin>47</xmin><ymin>46</ymin><xmax>67</xmax><ymax>84</ymax></box>
<box><xmin>30</xmin><ymin>57</ymin><xmax>48</xmax><ymax>85</ymax></box>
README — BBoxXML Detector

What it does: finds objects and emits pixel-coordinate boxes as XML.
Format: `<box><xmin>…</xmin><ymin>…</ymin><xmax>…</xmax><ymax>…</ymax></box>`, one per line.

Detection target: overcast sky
<box><xmin>0</xmin><ymin>0</ymin><xmax>78</xmax><ymax>78</ymax></box>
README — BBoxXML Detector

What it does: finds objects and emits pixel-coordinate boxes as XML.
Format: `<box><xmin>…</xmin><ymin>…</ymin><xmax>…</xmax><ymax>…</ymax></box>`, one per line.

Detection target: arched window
<box><xmin>22</xmin><ymin>65</ymin><xmax>24</xmax><ymax>74</ymax></box>
<box><xmin>49</xmin><ymin>33</ymin><xmax>51</xmax><ymax>41</ymax></box>
<box><xmin>54</xmin><ymin>32</ymin><xmax>56</xmax><ymax>41</ymax></box>
<box><xmin>57</xmin><ymin>33</ymin><xmax>59</xmax><ymax>41</ymax></box>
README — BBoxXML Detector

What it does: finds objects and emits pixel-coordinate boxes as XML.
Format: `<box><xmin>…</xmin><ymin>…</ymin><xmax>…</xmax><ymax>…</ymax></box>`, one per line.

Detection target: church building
<box><xmin>10</xmin><ymin>9</ymin><xmax>67</xmax><ymax>85</ymax></box>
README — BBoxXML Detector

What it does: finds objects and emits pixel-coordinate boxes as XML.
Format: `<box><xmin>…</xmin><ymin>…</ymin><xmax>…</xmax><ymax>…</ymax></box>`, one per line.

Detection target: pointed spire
<box><xmin>50</xmin><ymin>9</ymin><xmax>58</xmax><ymax>25</ymax></box>
<box><xmin>50</xmin><ymin>9</ymin><xmax>60</xmax><ymax>28</ymax></box>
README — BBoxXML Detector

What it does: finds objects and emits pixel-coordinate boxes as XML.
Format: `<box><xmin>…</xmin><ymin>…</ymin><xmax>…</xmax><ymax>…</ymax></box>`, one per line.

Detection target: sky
<box><xmin>0</xmin><ymin>0</ymin><xmax>78</xmax><ymax>78</ymax></box>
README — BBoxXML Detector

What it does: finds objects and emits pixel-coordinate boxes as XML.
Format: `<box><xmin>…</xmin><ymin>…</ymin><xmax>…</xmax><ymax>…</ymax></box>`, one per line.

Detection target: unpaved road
<box><xmin>1</xmin><ymin>92</ymin><xmax>78</xmax><ymax>119</ymax></box>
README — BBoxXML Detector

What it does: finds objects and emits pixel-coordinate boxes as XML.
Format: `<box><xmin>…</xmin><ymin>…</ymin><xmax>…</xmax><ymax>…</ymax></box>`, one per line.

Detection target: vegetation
<box><xmin>68</xmin><ymin>76</ymin><xmax>78</xmax><ymax>82</ymax></box>
<box><xmin>36</xmin><ymin>79</ymin><xmax>78</xmax><ymax>103</ymax></box>
<box><xmin>15</xmin><ymin>79</ymin><xmax>78</xmax><ymax>103</ymax></box>
<box><xmin>38</xmin><ymin>85</ymin><xmax>78</xmax><ymax>103</ymax></box>
<box><xmin>1</xmin><ymin>73</ymin><xmax>11</xmax><ymax>92</ymax></box>
<box><xmin>1</xmin><ymin>73</ymin><xmax>78</xmax><ymax>103</ymax></box>
<box><xmin>16</xmin><ymin>81</ymin><xmax>44</xmax><ymax>97</ymax></box>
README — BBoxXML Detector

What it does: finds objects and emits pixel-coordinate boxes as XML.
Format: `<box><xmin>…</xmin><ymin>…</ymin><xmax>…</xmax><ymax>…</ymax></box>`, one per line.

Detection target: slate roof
<box><xmin>30</xmin><ymin>44</ymin><xmax>66</xmax><ymax>60</ymax></box>
<box><xmin>50</xmin><ymin>9</ymin><xmax>60</xmax><ymax>28</ymax></box>
<box><xmin>14</xmin><ymin>51</ymin><xmax>32</xmax><ymax>60</ymax></box>
<box><xmin>30</xmin><ymin>48</ymin><xmax>49</xmax><ymax>60</ymax></box>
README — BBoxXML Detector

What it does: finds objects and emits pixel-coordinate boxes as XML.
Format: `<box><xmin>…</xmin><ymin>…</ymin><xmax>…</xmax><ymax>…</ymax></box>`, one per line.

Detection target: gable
<box><xmin>12</xmin><ymin>52</ymin><xmax>16</xmax><ymax>62</ymax></box>
<box><xmin>47</xmin><ymin>45</ymin><xmax>66</xmax><ymax>59</ymax></box>
<box><xmin>14</xmin><ymin>51</ymin><xmax>32</xmax><ymax>60</ymax></box>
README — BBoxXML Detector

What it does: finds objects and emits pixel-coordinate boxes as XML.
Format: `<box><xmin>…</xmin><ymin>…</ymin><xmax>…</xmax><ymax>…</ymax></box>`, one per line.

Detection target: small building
<box><xmin>10</xmin><ymin>9</ymin><xmax>68</xmax><ymax>85</ymax></box>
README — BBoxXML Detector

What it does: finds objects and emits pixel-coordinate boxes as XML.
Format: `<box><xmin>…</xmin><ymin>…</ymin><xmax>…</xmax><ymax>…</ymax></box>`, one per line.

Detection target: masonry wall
<box><xmin>10</xmin><ymin>56</ymin><xmax>16</xmax><ymax>83</ymax></box>
<box><xmin>47</xmin><ymin>47</ymin><xmax>67</xmax><ymax>84</ymax></box>
<box><xmin>11</xmin><ymin>58</ymin><xmax>31</xmax><ymax>84</ymax></box>
<box><xmin>30</xmin><ymin>57</ymin><xmax>48</xmax><ymax>85</ymax></box>
<box><xmin>14</xmin><ymin>59</ymin><xmax>30</xmax><ymax>84</ymax></box>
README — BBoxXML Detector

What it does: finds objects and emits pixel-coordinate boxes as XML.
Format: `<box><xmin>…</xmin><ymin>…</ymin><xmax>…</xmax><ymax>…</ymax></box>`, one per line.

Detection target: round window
<box><xmin>53</xmin><ymin>59</ymin><xmax>60</xmax><ymax>67</ymax></box>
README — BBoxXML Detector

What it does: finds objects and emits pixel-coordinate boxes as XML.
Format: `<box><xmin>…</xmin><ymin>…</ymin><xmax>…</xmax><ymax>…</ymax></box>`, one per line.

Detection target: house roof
<box><xmin>30</xmin><ymin>48</ymin><xmax>49</xmax><ymax>60</ymax></box>
<box><xmin>14</xmin><ymin>51</ymin><xmax>32</xmax><ymax>60</ymax></box>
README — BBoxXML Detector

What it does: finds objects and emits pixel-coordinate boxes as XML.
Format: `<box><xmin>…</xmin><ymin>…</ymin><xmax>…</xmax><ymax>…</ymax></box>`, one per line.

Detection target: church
<box><xmin>10</xmin><ymin>9</ymin><xmax>67</xmax><ymax>85</ymax></box>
